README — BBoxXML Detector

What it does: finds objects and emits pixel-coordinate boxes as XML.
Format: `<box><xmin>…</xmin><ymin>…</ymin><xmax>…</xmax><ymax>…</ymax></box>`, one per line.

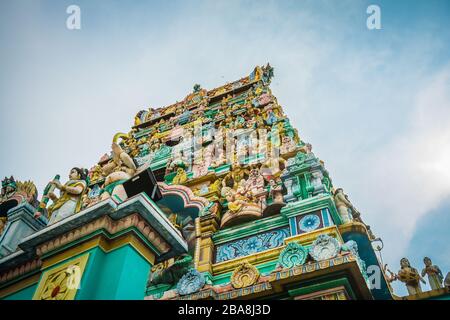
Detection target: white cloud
<box><xmin>358</xmin><ymin>67</ymin><xmax>450</xmax><ymax>262</ymax></box>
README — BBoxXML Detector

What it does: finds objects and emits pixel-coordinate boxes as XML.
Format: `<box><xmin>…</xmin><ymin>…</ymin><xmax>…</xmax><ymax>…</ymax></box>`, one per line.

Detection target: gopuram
<box><xmin>0</xmin><ymin>64</ymin><xmax>448</xmax><ymax>300</ymax></box>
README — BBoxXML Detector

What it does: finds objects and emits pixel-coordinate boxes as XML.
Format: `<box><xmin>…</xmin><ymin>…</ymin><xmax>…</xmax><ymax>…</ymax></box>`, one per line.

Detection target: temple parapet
<box><xmin>0</xmin><ymin>193</ymin><xmax>188</xmax><ymax>299</ymax></box>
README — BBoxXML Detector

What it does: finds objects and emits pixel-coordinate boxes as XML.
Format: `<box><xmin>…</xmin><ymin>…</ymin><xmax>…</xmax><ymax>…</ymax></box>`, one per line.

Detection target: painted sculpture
<box><xmin>309</xmin><ymin>234</ymin><xmax>340</xmax><ymax>262</ymax></box>
<box><xmin>333</xmin><ymin>188</ymin><xmax>357</xmax><ymax>224</ymax></box>
<box><xmin>149</xmin><ymin>254</ymin><xmax>193</xmax><ymax>287</ymax></box>
<box><xmin>390</xmin><ymin>258</ymin><xmax>426</xmax><ymax>295</ymax></box>
<box><xmin>0</xmin><ymin>176</ymin><xmax>38</xmax><ymax>234</ymax></box>
<box><xmin>421</xmin><ymin>257</ymin><xmax>444</xmax><ymax>290</ymax></box>
<box><xmin>176</xmin><ymin>268</ymin><xmax>206</xmax><ymax>295</ymax></box>
<box><xmin>230</xmin><ymin>261</ymin><xmax>260</xmax><ymax>289</ymax></box>
<box><xmin>277</xmin><ymin>242</ymin><xmax>308</xmax><ymax>269</ymax></box>
<box><xmin>45</xmin><ymin>168</ymin><xmax>88</xmax><ymax>225</ymax></box>
<box><xmin>99</xmin><ymin>143</ymin><xmax>136</xmax><ymax>202</ymax></box>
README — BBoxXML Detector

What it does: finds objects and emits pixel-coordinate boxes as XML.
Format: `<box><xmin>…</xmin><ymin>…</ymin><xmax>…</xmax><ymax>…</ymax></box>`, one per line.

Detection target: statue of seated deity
<box><xmin>220</xmin><ymin>179</ymin><xmax>262</xmax><ymax>228</ymax></box>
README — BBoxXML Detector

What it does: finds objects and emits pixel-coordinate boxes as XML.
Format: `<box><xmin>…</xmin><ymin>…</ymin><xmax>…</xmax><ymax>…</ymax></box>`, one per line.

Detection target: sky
<box><xmin>1</xmin><ymin>0</ymin><xmax>449</xmax><ymax>297</ymax></box>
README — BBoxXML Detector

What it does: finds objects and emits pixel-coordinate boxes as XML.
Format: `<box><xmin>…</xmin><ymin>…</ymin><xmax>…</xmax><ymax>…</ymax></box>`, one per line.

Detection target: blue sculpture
<box><xmin>176</xmin><ymin>268</ymin><xmax>206</xmax><ymax>296</ymax></box>
<box><xmin>216</xmin><ymin>228</ymin><xmax>290</xmax><ymax>263</ymax></box>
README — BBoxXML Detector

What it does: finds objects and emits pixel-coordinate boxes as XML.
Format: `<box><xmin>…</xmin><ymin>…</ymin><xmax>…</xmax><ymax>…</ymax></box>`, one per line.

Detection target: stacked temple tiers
<box><xmin>0</xmin><ymin>65</ymin><xmax>448</xmax><ymax>300</ymax></box>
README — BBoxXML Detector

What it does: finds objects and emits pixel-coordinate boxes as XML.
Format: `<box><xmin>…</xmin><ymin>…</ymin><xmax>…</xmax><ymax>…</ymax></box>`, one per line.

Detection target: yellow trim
<box><xmin>0</xmin><ymin>273</ymin><xmax>41</xmax><ymax>299</ymax></box>
<box><xmin>401</xmin><ymin>287</ymin><xmax>450</xmax><ymax>300</ymax></box>
<box><xmin>284</xmin><ymin>226</ymin><xmax>344</xmax><ymax>246</ymax></box>
<box><xmin>42</xmin><ymin>233</ymin><xmax>156</xmax><ymax>270</ymax></box>
<box><xmin>212</xmin><ymin>226</ymin><xmax>342</xmax><ymax>275</ymax></box>
<box><xmin>338</xmin><ymin>222</ymin><xmax>369</xmax><ymax>236</ymax></box>
<box><xmin>113</xmin><ymin>132</ymin><xmax>129</xmax><ymax>143</ymax></box>
<box><xmin>100</xmin><ymin>234</ymin><xmax>156</xmax><ymax>265</ymax></box>
<box><xmin>33</xmin><ymin>253</ymin><xmax>90</xmax><ymax>300</ymax></box>
<box><xmin>42</xmin><ymin>236</ymin><xmax>101</xmax><ymax>270</ymax></box>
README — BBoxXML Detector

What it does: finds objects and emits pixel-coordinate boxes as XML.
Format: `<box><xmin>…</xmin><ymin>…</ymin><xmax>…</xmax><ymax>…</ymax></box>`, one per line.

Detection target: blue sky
<box><xmin>1</xmin><ymin>0</ymin><xmax>449</xmax><ymax>297</ymax></box>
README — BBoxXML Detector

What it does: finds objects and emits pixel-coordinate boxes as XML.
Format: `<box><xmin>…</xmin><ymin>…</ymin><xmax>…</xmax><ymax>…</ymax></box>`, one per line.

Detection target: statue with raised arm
<box><xmin>421</xmin><ymin>257</ymin><xmax>444</xmax><ymax>290</ymax></box>
<box><xmin>99</xmin><ymin>142</ymin><xmax>137</xmax><ymax>202</ymax></box>
<box><xmin>394</xmin><ymin>258</ymin><xmax>426</xmax><ymax>295</ymax></box>
<box><xmin>45</xmin><ymin>168</ymin><xmax>88</xmax><ymax>225</ymax></box>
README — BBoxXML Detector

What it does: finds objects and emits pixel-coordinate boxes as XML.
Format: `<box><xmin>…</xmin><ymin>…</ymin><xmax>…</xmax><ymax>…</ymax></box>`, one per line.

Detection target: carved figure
<box><xmin>392</xmin><ymin>258</ymin><xmax>426</xmax><ymax>295</ymax></box>
<box><xmin>46</xmin><ymin>168</ymin><xmax>88</xmax><ymax>225</ymax></box>
<box><xmin>421</xmin><ymin>257</ymin><xmax>444</xmax><ymax>290</ymax></box>
<box><xmin>333</xmin><ymin>188</ymin><xmax>356</xmax><ymax>223</ymax></box>
<box><xmin>99</xmin><ymin>143</ymin><xmax>137</xmax><ymax>202</ymax></box>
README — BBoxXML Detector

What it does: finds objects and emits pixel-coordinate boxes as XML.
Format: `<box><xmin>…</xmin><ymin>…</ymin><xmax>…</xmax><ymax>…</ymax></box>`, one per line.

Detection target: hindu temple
<box><xmin>0</xmin><ymin>64</ymin><xmax>449</xmax><ymax>300</ymax></box>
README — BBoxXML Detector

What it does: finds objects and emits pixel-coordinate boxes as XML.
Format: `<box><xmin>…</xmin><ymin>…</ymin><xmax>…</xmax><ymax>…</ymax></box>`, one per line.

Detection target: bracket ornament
<box><xmin>230</xmin><ymin>261</ymin><xmax>260</xmax><ymax>289</ymax></box>
<box><xmin>309</xmin><ymin>234</ymin><xmax>340</xmax><ymax>262</ymax></box>
<box><xmin>278</xmin><ymin>242</ymin><xmax>308</xmax><ymax>269</ymax></box>
<box><xmin>176</xmin><ymin>268</ymin><xmax>206</xmax><ymax>296</ymax></box>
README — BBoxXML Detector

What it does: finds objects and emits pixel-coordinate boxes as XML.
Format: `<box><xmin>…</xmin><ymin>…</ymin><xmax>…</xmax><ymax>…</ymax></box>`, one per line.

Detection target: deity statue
<box><xmin>391</xmin><ymin>258</ymin><xmax>426</xmax><ymax>296</ymax></box>
<box><xmin>231</xmin><ymin>165</ymin><xmax>249</xmax><ymax>188</ymax></box>
<box><xmin>221</xmin><ymin>184</ymin><xmax>250</xmax><ymax>214</ymax></box>
<box><xmin>99</xmin><ymin>143</ymin><xmax>137</xmax><ymax>202</ymax></box>
<box><xmin>166</xmin><ymin>147</ymin><xmax>187</xmax><ymax>175</ymax></box>
<box><xmin>2</xmin><ymin>176</ymin><xmax>38</xmax><ymax>222</ymax></box>
<box><xmin>46</xmin><ymin>168</ymin><xmax>89</xmax><ymax>225</ymax></box>
<box><xmin>333</xmin><ymin>188</ymin><xmax>357</xmax><ymax>224</ymax></box>
<box><xmin>208</xmin><ymin>178</ymin><xmax>222</xmax><ymax>194</ymax></box>
<box><xmin>191</xmin><ymin>147</ymin><xmax>213</xmax><ymax>178</ymax></box>
<box><xmin>260</xmin><ymin>157</ymin><xmax>286</xmax><ymax>183</ymax></box>
<box><xmin>172</xmin><ymin>168</ymin><xmax>188</xmax><ymax>185</ymax></box>
<box><xmin>280</xmin><ymin>135</ymin><xmax>297</xmax><ymax>154</ymax></box>
<box><xmin>268</xmin><ymin>179</ymin><xmax>284</xmax><ymax>204</ymax></box>
<box><xmin>264</xmin><ymin>108</ymin><xmax>279</xmax><ymax>126</ymax></box>
<box><xmin>1</xmin><ymin>176</ymin><xmax>17</xmax><ymax>202</ymax></box>
<box><xmin>88</xmin><ymin>165</ymin><xmax>103</xmax><ymax>184</ymax></box>
<box><xmin>245</xmin><ymin>167</ymin><xmax>265</xmax><ymax>197</ymax></box>
<box><xmin>421</xmin><ymin>257</ymin><xmax>444</xmax><ymax>290</ymax></box>
<box><xmin>210</xmin><ymin>144</ymin><xmax>226</xmax><ymax>168</ymax></box>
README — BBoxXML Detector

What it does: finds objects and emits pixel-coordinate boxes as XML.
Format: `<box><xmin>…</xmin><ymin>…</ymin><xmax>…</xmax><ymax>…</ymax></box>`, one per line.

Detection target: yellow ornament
<box><xmin>230</xmin><ymin>261</ymin><xmax>260</xmax><ymax>289</ymax></box>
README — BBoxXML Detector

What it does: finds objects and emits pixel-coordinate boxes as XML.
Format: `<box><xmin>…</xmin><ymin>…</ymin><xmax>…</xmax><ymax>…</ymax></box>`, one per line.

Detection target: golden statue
<box><xmin>172</xmin><ymin>168</ymin><xmax>188</xmax><ymax>185</ymax></box>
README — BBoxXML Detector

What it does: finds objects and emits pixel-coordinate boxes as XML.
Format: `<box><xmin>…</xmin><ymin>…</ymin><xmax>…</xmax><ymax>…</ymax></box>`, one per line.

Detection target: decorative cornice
<box><xmin>158</xmin><ymin>182</ymin><xmax>210</xmax><ymax>212</ymax></box>
<box><xmin>0</xmin><ymin>258</ymin><xmax>41</xmax><ymax>285</ymax></box>
<box><xmin>212</xmin><ymin>226</ymin><xmax>342</xmax><ymax>275</ymax></box>
<box><xmin>0</xmin><ymin>194</ymin><xmax>189</xmax><ymax>277</ymax></box>
<box><xmin>36</xmin><ymin>213</ymin><xmax>168</xmax><ymax>259</ymax></box>
<box><xmin>281</xmin><ymin>195</ymin><xmax>340</xmax><ymax>225</ymax></box>
<box><xmin>0</xmin><ymin>273</ymin><xmax>40</xmax><ymax>299</ymax></box>
<box><xmin>147</xmin><ymin>254</ymin><xmax>372</xmax><ymax>300</ymax></box>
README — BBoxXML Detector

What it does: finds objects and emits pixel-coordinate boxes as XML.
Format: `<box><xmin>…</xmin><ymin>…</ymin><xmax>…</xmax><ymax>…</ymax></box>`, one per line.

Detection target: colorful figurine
<box><xmin>46</xmin><ymin>168</ymin><xmax>88</xmax><ymax>225</ymax></box>
<box><xmin>421</xmin><ymin>257</ymin><xmax>444</xmax><ymax>290</ymax></box>
<box><xmin>392</xmin><ymin>258</ymin><xmax>426</xmax><ymax>296</ymax></box>
<box><xmin>99</xmin><ymin>142</ymin><xmax>137</xmax><ymax>202</ymax></box>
